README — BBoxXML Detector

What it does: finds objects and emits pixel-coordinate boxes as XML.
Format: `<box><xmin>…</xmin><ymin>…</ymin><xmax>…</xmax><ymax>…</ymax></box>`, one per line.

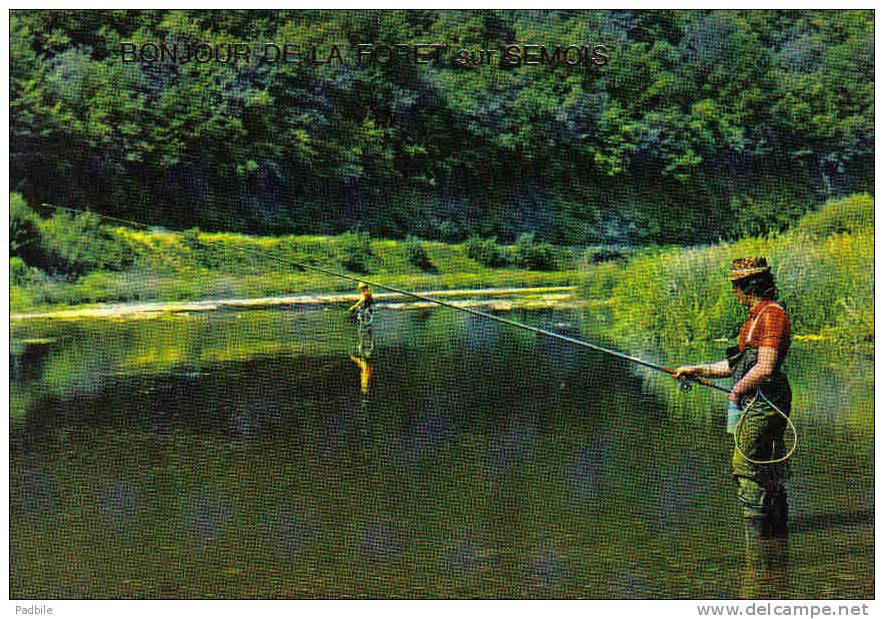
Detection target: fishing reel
<box><xmin>678</xmin><ymin>377</ymin><xmax>694</xmax><ymax>392</ymax></box>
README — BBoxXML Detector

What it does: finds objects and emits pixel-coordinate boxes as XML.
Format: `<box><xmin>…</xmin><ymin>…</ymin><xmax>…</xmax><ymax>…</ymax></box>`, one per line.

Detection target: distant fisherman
<box><xmin>348</xmin><ymin>282</ymin><xmax>376</xmax><ymax>382</ymax></box>
<box><xmin>674</xmin><ymin>258</ymin><xmax>792</xmax><ymax>578</ymax></box>
<box><xmin>348</xmin><ymin>282</ymin><xmax>375</xmax><ymax>316</ymax></box>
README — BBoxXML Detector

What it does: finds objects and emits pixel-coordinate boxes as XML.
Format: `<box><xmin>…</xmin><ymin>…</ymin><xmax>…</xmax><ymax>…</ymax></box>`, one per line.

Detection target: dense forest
<box><xmin>10</xmin><ymin>10</ymin><xmax>874</xmax><ymax>244</ymax></box>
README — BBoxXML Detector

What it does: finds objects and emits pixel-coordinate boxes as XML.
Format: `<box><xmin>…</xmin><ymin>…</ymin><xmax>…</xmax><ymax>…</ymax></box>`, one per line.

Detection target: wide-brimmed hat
<box><xmin>729</xmin><ymin>257</ymin><xmax>771</xmax><ymax>281</ymax></box>
<box><xmin>357</xmin><ymin>282</ymin><xmax>369</xmax><ymax>290</ymax></box>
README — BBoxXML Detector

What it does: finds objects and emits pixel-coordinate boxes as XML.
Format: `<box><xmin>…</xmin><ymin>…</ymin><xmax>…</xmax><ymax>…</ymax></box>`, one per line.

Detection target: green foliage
<box><xmin>404</xmin><ymin>235</ymin><xmax>434</xmax><ymax>272</ymax></box>
<box><xmin>577</xmin><ymin>260</ymin><xmax>619</xmax><ymax>300</ymax></box>
<box><xmin>36</xmin><ymin>211</ymin><xmax>133</xmax><ymax>276</ymax></box>
<box><xmin>580</xmin><ymin>194</ymin><xmax>873</xmax><ymax>345</ymax></box>
<box><xmin>10</xmin><ymin>193</ymin><xmax>39</xmax><ymax>260</ymax></box>
<box><xmin>432</xmin><ymin>220</ymin><xmax>463</xmax><ymax>243</ymax></box>
<box><xmin>795</xmin><ymin>194</ymin><xmax>874</xmax><ymax>237</ymax></box>
<box><xmin>10</xmin><ymin>256</ymin><xmax>44</xmax><ymax>287</ymax></box>
<box><xmin>465</xmin><ymin>236</ymin><xmax>508</xmax><ymax>268</ymax></box>
<box><xmin>10</xmin><ymin>257</ymin><xmax>28</xmax><ymax>286</ymax></box>
<box><xmin>582</xmin><ymin>246</ymin><xmax>628</xmax><ymax>265</ymax></box>
<box><xmin>731</xmin><ymin>189</ymin><xmax>814</xmax><ymax>238</ymax></box>
<box><xmin>338</xmin><ymin>231</ymin><xmax>374</xmax><ymax>273</ymax></box>
<box><xmin>513</xmin><ymin>233</ymin><xmax>556</xmax><ymax>271</ymax></box>
<box><xmin>9</xmin><ymin>220</ymin><xmax>580</xmax><ymax>312</ymax></box>
<box><xmin>181</xmin><ymin>228</ymin><xmax>203</xmax><ymax>250</ymax></box>
<box><xmin>8</xmin><ymin>11</ymin><xmax>874</xmax><ymax>244</ymax></box>
<box><xmin>10</xmin><ymin>194</ymin><xmax>135</xmax><ymax>275</ymax></box>
<box><xmin>10</xmin><ymin>285</ymin><xmax>33</xmax><ymax>312</ymax></box>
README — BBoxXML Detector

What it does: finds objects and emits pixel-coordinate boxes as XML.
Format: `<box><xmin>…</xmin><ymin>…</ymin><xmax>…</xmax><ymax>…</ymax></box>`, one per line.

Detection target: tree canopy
<box><xmin>10</xmin><ymin>10</ymin><xmax>874</xmax><ymax>244</ymax></box>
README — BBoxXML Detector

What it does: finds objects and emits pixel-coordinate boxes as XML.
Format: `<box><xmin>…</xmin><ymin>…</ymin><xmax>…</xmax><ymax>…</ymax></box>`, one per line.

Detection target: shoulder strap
<box><xmin>746</xmin><ymin>303</ymin><xmax>782</xmax><ymax>345</ymax></box>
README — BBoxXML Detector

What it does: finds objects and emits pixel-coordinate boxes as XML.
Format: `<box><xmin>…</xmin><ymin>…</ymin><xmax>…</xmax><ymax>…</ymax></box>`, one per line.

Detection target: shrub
<box><xmin>582</xmin><ymin>246</ymin><xmax>627</xmax><ymax>265</ymax></box>
<box><xmin>10</xmin><ymin>193</ymin><xmax>40</xmax><ymax>262</ymax></box>
<box><xmin>513</xmin><ymin>233</ymin><xmax>557</xmax><ymax>270</ymax></box>
<box><xmin>795</xmin><ymin>194</ymin><xmax>874</xmax><ymax>237</ymax></box>
<box><xmin>10</xmin><ymin>256</ymin><xmax>44</xmax><ymax>287</ymax></box>
<box><xmin>465</xmin><ymin>235</ymin><xmax>508</xmax><ymax>267</ymax></box>
<box><xmin>180</xmin><ymin>227</ymin><xmax>203</xmax><ymax>250</ymax></box>
<box><xmin>338</xmin><ymin>230</ymin><xmax>374</xmax><ymax>273</ymax></box>
<box><xmin>731</xmin><ymin>190</ymin><xmax>812</xmax><ymax>238</ymax></box>
<box><xmin>433</xmin><ymin>219</ymin><xmax>462</xmax><ymax>242</ymax></box>
<box><xmin>36</xmin><ymin>210</ymin><xmax>134</xmax><ymax>275</ymax></box>
<box><xmin>404</xmin><ymin>235</ymin><xmax>434</xmax><ymax>271</ymax></box>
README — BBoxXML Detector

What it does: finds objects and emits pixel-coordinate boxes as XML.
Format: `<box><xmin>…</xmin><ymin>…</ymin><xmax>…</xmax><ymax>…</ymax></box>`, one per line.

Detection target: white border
<box><xmin>3</xmin><ymin>5</ymin><xmax>879</xmax><ymax>619</ymax></box>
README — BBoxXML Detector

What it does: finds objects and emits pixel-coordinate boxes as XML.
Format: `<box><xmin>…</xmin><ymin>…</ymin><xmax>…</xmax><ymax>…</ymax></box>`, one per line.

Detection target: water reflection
<box><xmin>182</xmin><ymin>494</ymin><xmax>231</xmax><ymax>542</ymax></box>
<box><xmin>9</xmin><ymin>307</ymin><xmax>874</xmax><ymax>599</ymax></box>
<box><xmin>526</xmin><ymin>546</ymin><xmax>569</xmax><ymax>590</ymax></box>
<box><xmin>99</xmin><ymin>481</ymin><xmax>142</xmax><ymax>526</ymax></box>
<box><xmin>360</xmin><ymin>521</ymin><xmax>409</xmax><ymax>564</ymax></box>
<box><xmin>349</xmin><ymin>355</ymin><xmax>373</xmax><ymax>400</ymax></box>
<box><xmin>13</xmin><ymin>462</ymin><xmax>60</xmax><ymax>514</ymax></box>
<box><xmin>268</xmin><ymin>508</ymin><xmax>316</xmax><ymax>557</ymax></box>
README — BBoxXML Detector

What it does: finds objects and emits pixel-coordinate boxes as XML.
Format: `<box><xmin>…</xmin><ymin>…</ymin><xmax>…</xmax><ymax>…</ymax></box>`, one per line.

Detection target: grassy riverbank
<box><xmin>11</xmin><ymin>198</ymin><xmax>584</xmax><ymax>313</ymax></box>
<box><xmin>11</xmin><ymin>194</ymin><xmax>873</xmax><ymax>347</ymax></box>
<box><xmin>578</xmin><ymin>194</ymin><xmax>874</xmax><ymax>346</ymax></box>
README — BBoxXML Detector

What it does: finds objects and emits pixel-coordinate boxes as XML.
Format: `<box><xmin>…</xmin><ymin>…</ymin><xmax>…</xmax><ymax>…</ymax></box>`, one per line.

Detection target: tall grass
<box><xmin>579</xmin><ymin>195</ymin><xmax>874</xmax><ymax>345</ymax></box>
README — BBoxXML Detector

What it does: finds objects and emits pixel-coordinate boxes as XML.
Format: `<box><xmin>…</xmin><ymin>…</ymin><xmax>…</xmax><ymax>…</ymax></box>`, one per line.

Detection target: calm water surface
<box><xmin>10</xmin><ymin>307</ymin><xmax>873</xmax><ymax>598</ymax></box>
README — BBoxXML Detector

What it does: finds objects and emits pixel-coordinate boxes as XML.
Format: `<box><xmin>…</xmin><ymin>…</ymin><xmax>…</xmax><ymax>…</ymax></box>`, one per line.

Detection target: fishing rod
<box><xmin>40</xmin><ymin>203</ymin><xmax>729</xmax><ymax>395</ymax></box>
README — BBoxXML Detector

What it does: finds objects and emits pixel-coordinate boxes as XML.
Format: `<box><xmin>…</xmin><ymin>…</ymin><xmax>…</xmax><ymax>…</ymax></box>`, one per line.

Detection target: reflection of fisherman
<box><xmin>674</xmin><ymin>258</ymin><xmax>792</xmax><ymax>573</ymax></box>
<box><xmin>348</xmin><ymin>282</ymin><xmax>375</xmax><ymax>316</ymax></box>
<box><xmin>349</xmin><ymin>354</ymin><xmax>373</xmax><ymax>399</ymax></box>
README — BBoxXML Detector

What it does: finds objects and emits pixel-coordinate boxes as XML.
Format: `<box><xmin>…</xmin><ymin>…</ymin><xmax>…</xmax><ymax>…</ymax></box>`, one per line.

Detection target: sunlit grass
<box><xmin>578</xmin><ymin>195</ymin><xmax>873</xmax><ymax>345</ymax></box>
<box><xmin>11</xmin><ymin>229</ymin><xmax>581</xmax><ymax>313</ymax></box>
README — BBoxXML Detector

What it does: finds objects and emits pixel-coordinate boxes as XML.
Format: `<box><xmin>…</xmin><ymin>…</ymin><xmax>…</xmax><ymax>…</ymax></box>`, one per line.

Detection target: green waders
<box><xmin>727</xmin><ymin>346</ymin><xmax>791</xmax><ymax>593</ymax></box>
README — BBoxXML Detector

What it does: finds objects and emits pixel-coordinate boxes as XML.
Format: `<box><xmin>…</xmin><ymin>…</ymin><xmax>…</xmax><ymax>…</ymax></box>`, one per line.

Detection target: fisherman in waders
<box><xmin>348</xmin><ymin>282</ymin><xmax>375</xmax><ymax>357</ymax></box>
<box><xmin>674</xmin><ymin>258</ymin><xmax>791</xmax><ymax>578</ymax></box>
<box><xmin>348</xmin><ymin>282</ymin><xmax>375</xmax><ymax>318</ymax></box>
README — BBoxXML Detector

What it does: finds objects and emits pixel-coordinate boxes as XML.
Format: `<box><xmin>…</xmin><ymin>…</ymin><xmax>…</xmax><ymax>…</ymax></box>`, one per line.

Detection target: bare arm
<box><xmin>673</xmin><ymin>360</ymin><xmax>731</xmax><ymax>380</ymax></box>
<box><xmin>730</xmin><ymin>346</ymin><xmax>778</xmax><ymax>402</ymax></box>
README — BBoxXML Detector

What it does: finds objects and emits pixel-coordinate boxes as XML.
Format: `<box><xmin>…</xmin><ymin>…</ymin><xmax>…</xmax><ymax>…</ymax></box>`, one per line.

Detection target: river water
<box><xmin>10</xmin><ymin>307</ymin><xmax>873</xmax><ymax>599</ymax></box>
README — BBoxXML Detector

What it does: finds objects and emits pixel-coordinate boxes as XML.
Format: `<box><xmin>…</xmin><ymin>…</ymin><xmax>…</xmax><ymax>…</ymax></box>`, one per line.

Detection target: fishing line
<box><xmin>40</xmin><ymin>203</ymin><xmax>798</xmax><ymax>463</ymax></box>
<box><xmin>734</xmin><ymin>391</ymin><xmax>798</xmax><ymax>465</ymax></box>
